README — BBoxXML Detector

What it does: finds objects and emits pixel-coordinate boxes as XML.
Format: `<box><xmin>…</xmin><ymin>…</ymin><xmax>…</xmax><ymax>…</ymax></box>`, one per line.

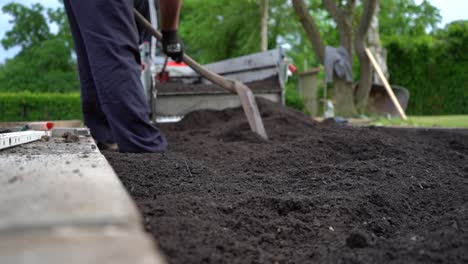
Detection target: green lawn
<box><xmin>373</xmin><ymin>115</ymin><xmax>468</xmax><ymax>128</ymax></box>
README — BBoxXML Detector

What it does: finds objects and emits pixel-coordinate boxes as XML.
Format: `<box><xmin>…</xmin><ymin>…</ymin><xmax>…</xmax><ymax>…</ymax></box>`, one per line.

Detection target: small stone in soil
<box><xmin>346</xmin><ymin>231</ymin><xmax>372</xmax><ymax>249</ymax></box>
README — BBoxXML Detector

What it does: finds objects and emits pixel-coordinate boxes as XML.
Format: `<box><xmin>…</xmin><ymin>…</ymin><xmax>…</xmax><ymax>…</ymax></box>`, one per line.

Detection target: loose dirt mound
<box><xmin>105</xmin><ymin>99</ymin><xmax>468</xmax><ymax>264</ymax></box>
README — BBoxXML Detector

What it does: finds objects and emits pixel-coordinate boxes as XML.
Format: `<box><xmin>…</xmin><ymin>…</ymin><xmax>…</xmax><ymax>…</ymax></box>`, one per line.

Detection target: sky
<box><xmin>0</xmin><ymin>0</ymin><xmax>467</xmax><ymax>63</ymax></box>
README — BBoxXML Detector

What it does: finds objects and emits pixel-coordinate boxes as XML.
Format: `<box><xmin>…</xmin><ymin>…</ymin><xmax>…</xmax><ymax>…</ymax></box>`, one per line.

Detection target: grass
<box><xmin>373</xmin><ymin>115</ymin><xmax>468</xmax><ymax>128</ymax></box>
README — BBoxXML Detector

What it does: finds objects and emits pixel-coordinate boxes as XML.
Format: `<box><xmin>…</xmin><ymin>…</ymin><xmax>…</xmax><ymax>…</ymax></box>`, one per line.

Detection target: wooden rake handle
<box><xmin>366</xmin><ymin>48</ymin><xmax>408</xmax><ymax>120</ymax></box>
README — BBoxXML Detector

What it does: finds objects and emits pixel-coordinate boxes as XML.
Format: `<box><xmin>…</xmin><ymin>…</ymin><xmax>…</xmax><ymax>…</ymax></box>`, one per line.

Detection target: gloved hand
<box><xmin>162</xmin><ymin>30</ymin><xmax>184</xmax><ymax>63</ymax></box>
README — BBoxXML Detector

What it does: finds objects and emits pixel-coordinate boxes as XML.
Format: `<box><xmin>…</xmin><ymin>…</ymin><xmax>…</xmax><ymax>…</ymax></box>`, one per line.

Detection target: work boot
<box><xmin>97</xmin><ymin>142</ymin><xmax>120</xmax><ymax>152</ymax></box>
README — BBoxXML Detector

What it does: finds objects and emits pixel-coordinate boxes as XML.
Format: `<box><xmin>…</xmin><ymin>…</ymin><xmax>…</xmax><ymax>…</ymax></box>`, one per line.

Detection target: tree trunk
<box><xmin>260</xmin><ymin>0</ymin><xmax>269</xmax><ymax>51</ymax></box>
<box><xmin>334</xmin><ymin>78</ymin><xmax>358</xmax><ymax>117</ymax></box>
<box><xmin>291</xmin><ymin>0</ymin><xmax>325</xmax><ymax>63</ymax></box>
<box><xmin>322</xmin><ymin>0</ymin><xmax>357</xmax><ymax>116</ymax></box>
<box><xmin>293</xmin><ymin>0</ymin><xmax>358</xmax><ymax>116</ymax></box>
<box><xmin>293</xmin><ymin>0</ymin><xmax>380</xmax><ymax>117</ymax></box>
<box><xmin>367</xmin><ymin>2</ymin><xmax>389</xmax><ymax>83</ymax></box>
<box><xmin>354</xmin><ymin>0</ymin><xmax>379</xmax><ymax>113</ymax></box>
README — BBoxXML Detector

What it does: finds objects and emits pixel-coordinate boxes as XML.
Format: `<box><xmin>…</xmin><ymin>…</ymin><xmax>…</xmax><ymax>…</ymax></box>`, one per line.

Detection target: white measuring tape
<box><xmin>0</xmin><ymin>131</ymin><xmax>47</xmax><ymax>151</ymax></box>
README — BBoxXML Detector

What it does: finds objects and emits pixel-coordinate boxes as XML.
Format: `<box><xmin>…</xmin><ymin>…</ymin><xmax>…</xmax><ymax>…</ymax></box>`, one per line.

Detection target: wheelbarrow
<box><xmin>356</xmin><ymin>83</ymin><xmax>410</xmax><ymax>118</ymax></box>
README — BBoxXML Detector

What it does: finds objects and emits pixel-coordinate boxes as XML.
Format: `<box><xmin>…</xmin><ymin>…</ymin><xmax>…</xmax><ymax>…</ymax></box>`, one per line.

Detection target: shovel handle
<box><xmin>134</xmin><ymin>9</ymin><xmax>268</xmax><ymax>139</ymax></box>
<box><xmin>133</xmin><ymin>9</ymin><xmax>236</xmax><ymax>93</ymax></box>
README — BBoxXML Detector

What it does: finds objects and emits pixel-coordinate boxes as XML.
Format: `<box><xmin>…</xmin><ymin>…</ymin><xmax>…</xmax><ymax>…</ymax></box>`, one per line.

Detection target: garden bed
<box><xmin>105</xmin><ymin>99</ymin><xmax>468</xmax><ymax>264</ymax></box>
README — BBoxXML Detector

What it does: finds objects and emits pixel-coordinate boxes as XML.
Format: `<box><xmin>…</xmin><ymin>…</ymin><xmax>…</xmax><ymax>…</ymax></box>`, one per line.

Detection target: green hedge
<box><xmin>385</xmin><ymin>21</ymin><xmax>468</xmax><ymax>115</ymax></box>
<box><xmin>0</xmin><ymin>93</ymin><xmax>82</xmax><ymax>122</ymax></box>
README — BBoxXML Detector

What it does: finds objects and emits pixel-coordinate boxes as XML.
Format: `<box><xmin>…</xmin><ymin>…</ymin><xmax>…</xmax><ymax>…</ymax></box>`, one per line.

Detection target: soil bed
<box><xmin>105</xmin><ymin>99</ymin><xmax>468</xmax><ymax>264</ymax></box>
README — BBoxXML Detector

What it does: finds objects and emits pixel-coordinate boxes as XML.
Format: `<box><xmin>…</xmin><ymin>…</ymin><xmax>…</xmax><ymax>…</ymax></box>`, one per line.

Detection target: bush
<box><xmin>285</xmin><ymin>77</ymin><xmax>307</xmax><ymax>113</ymax></box>
<box><xmin>385</xmin><ymin>21</ymin><xmax>468</xmax><ymax>115</ymax></box>
<box><xmin>0</xmin><ymin>92</ymin><xmax>82</xmax><ymax>122</ymax></box>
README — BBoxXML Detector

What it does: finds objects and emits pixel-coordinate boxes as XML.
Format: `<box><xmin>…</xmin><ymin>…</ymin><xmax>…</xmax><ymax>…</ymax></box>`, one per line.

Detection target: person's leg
<box><xmin>63</xmin><ymin>0</ymin><xmax>115</xmax><ymax>144</ymax></box>
<box><xmin>66</xmin><ymin>0</ymin><xmax>167</xmax><ymax>153</ymax></box>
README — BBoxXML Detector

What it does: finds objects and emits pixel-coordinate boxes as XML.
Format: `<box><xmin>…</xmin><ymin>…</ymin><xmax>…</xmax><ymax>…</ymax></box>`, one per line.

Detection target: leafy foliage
<box><xmin>179</xmin><ymin>0</ymin><xmax>261</xmax><ymax>63</ymax></box>
<box><xmin>379</xmin><ymin>0</ymin><xmax>441</xmax><ymax>37</ymax></box>
<box><xmin>179</xmin><ymin>0</ymin><xmax>337</xmax><ymax>69</ymax></box>
<box><xmin>272</xmin><ymin>0</ymin><xmax>338</xmax><ymax>70</ymax></box>
<box><xmin>1</xmin><ymin>3</ymin><xmax>51</xmax><ymax>49</ymax></box>
<box><xmin>386</xmin><ymin>21</ymin><xmax>468</xmax><ymax>115</ymax></box>
<box><xmin>0</xmin><ymin>2</ymin><xmax>78</xmax><ymax>93</ymax></box>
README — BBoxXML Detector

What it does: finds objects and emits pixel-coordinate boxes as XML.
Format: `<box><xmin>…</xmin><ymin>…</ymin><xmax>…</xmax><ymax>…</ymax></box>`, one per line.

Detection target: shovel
<box><xmin>134</xmin><ymin>9</ymin><xmax>268</xmax><ymax>140</ymax></box>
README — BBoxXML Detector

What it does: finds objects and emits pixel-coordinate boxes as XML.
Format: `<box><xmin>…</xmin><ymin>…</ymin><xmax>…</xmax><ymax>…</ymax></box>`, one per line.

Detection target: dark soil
<box><xmin>62</xmin><ymin>132</ymin><xmax>80</xmax><ymax>143</ymax></box>
<box><xmin>104</xmin><ymin>99</ymin><xmax>468</xmax><ymax>264</ymax></box>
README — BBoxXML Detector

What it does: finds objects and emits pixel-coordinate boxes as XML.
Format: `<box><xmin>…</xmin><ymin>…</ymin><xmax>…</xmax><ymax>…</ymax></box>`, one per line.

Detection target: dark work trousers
<box><xmin>64</xmin><ymin>0</ymin><xmax>167</xmax><ymax>153</ymax></box>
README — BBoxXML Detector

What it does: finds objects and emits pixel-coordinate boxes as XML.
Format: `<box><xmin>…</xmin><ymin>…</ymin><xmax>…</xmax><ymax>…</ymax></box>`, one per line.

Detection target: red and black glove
<box><xmin>162</xmin><ymin>30</ymin><xmax>184</xmax><ymax>63</ymax></box>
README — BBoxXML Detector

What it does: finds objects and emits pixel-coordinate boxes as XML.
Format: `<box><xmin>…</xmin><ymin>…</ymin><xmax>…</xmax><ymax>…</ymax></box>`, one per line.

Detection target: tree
<box><xmin>180</xmin><ymin>0</ymin><xmax>262</xmax><ymax>63</ymax></box>
<box><xmin>0</xmin><ymin>2</ymin><xmax>78</xmax><ymax>93</ymax></box>
<box><xmin>292</xmin><ymin>0</ymin><xmax>379</xmax><ymax>116</ymax></box>
<box><xmin>374</xmin><ymin>0</ymin><xmax>441</xmax><ymax>86</ymax></box>
<box><xmin>1</xmin><ymin>3</ymin><xmax>51</xmax><ymax>50</ymax></box>
<box><xmin>379</xmin><ymin>0</ymin><xmax>441</xmax><ymax>37</ymax></box>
